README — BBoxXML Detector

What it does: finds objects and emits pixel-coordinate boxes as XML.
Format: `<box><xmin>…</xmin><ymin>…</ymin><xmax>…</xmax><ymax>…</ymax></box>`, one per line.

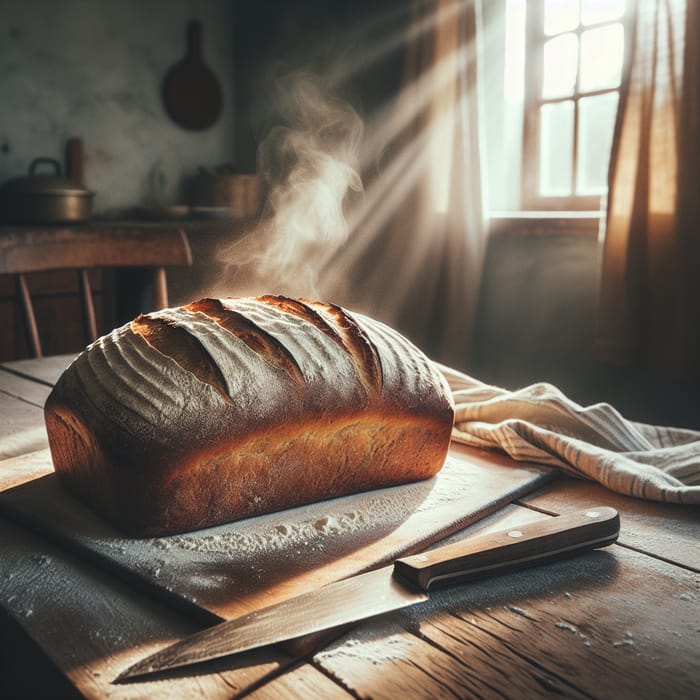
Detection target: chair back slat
<box><xmin>79</xmin><ymin>269</ymin><xmax>98</xmax><ymax>343</ymax></box>
<box><xmin>15</xmin><ymin>273</ymin><xmax>42</xmax><ymax>358</ymax></box>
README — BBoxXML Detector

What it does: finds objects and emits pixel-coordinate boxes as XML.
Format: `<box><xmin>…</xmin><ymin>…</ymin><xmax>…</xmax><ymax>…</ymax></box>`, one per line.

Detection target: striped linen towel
<box><xmin>437</xmin><ymin>363</ymin><xmax>700</xmax><ymax>504</ymax></box>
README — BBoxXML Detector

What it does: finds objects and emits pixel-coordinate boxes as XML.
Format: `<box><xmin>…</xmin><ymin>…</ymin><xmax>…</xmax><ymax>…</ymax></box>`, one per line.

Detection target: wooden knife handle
<box><xmin>393</xmin><ymin>507</ymin><xmax>620</xmax><ymax>591</ymax></box>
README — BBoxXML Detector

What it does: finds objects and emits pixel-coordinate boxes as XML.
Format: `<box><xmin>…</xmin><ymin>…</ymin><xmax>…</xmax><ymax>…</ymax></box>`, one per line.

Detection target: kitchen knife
<box><xmin>117</xmin><ymin>506</ymin><xmax>619</xmax><ymax>681</ymax></box>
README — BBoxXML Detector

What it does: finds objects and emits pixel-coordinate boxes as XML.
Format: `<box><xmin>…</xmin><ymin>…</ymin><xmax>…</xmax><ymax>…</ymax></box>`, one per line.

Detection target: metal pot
<box><xmin>0</xmin><ymin>157</ymin><xmax>95</xmax><ymax>224</ymax></box>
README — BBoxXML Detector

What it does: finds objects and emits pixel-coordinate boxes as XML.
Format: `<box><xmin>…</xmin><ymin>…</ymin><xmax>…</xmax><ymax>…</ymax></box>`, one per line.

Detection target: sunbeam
<box><xmin>211</xmin><ymin>1</ymin><xmax>476</xmax><ymax>315</ymax></box>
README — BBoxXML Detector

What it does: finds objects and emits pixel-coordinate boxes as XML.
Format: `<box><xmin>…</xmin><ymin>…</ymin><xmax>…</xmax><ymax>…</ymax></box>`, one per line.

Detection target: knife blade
<box><xmin>117</xmin><ymin>506</ymin><xmax>619</xmax><ymax>681</ymax></box>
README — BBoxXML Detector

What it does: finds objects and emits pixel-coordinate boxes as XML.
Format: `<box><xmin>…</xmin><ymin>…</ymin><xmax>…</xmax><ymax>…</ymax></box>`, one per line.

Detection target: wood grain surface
<box><xmin>521</xmin><ymin>478</ymin><xmax>700</xmax><ymax>571</ymax></box>
<box><xmin>1</xmin><ymin>356</ymin><xmax>699</xmax><ymax>699</ymax></box>
<box><xmin>0</xmin><ymin>371</ymin><xmax>50</xmax><ymax>459</ymax></box>
<box><xmin>313</xmin><ymin>543</ymin><xmax>699</xmax><ymax>699</ymax></box>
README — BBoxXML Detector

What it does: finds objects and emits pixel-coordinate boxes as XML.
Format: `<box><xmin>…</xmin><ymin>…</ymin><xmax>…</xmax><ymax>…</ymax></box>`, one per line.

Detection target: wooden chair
<box><xmin>0</xmin><ymin>225</ymin><xmax>192</xmax><ymax>358</ymax></box>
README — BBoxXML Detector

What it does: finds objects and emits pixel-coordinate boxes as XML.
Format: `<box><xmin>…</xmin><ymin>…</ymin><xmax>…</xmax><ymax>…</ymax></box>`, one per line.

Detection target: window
<box><xmin>520</xmin><ymin>0</ymin><xmax>629</xmax><ymax>210</ymax></box>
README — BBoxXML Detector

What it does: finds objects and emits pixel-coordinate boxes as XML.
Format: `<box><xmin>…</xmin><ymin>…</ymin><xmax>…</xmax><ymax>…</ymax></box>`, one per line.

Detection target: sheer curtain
<box><xmin>597</xmin><ymin>0</ymin><xmax>700</xmax><ymax>376</ymax></box>
<box><xmin>324</xmin><ymin>0</ymin><xmax>487</xmax><ymax>371</ymax></box>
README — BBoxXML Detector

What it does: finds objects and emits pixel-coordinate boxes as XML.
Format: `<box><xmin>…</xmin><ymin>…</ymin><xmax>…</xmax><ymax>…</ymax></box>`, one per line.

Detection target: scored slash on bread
<box><xmin>253</xmin><ymin>296</ymin><xmax>383</xmax><ymax>394</ymax></box>
<box><xmin>44</xmin><ymin>296</ymin><xmax>455</xmax><ymax>537</ymax></box>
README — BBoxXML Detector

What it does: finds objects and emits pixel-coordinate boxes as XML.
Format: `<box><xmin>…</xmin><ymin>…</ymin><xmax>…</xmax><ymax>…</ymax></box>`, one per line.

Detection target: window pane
<box><xmin>581</xmin><ymin>0</ymin><xmax>625</xmax><ymax>26</ymax></box>
<box><xmin>544</xmin><ymin>0</ymin><xmax>580</xmax><ymax>35</ymax></box>
<box><xmin>504</xmin><ymin>0</ymin><xmax>527</xmax><ymax>101</ymax></box>
<box><xmin>576</xmin><ymin>92</ymin><xmax>619</xmax><ymax>195</ymax></box>
<box><xmin>542</xmin><ymin>33</ymin><xmax>579</xmax><ymax>98</ymax></box>
<box><xmin>579</xmin><ymin>24</ymin><xmax>624</xmax><ymax>91</ymax></box>
<box><xmin>540</xmin><ymin>101</ymin><xmax>574</xmax><ymax>196</ymax></box>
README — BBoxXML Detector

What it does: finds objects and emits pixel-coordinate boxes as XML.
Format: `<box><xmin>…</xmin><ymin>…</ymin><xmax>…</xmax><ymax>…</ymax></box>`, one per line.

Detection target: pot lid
<box><xmin>1</xmin><ymin>157</ymin><xmax>94</xmax><ymax>197</ymax></box>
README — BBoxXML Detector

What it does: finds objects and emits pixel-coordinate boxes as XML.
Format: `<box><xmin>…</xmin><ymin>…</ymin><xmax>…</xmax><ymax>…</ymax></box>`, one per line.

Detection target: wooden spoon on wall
<box><xmin>162</xmin><ymin>19</ymin><xmax>223</xmax><ymax>130</ymax></box>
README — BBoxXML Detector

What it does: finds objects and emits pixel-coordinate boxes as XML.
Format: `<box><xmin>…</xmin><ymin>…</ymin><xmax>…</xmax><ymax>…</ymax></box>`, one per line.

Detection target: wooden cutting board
<box><xmin>0</xmin><ymin>444</ymin><xmax>554</xmax><ymax>624</ymax></box>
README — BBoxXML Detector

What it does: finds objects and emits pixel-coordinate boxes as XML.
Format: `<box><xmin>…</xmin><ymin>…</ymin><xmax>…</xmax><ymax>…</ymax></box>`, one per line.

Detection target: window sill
<box><xmin>488</xmin><ymin>211</ymin><xmax>602</xmax><ymax>238</ymax></box>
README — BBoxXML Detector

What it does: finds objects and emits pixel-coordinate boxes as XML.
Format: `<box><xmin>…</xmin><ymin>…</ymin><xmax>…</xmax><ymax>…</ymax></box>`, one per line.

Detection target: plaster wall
<box><xmin>473</xmin><ymin>233</ymin><xmax>700</xmax><ymax>429</ymax></box>
<box><xmin>0</xmin><ymin>0</ymin><xmax>236</xmax><ymax>215</ymax></box>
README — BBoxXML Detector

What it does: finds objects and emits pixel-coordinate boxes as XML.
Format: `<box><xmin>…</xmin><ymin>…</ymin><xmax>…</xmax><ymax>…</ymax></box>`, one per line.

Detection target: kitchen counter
<box><xmin>0</xmin><ymin>355</ymin><xmax>698</xmax><ymax>699</ymax></box>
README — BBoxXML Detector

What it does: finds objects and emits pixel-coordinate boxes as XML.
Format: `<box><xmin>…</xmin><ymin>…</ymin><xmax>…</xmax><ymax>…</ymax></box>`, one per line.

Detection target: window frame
<box><xmin>521</xmin><ymin>0</ymin><xmax>632</xmax><ymax>211</ymax></box>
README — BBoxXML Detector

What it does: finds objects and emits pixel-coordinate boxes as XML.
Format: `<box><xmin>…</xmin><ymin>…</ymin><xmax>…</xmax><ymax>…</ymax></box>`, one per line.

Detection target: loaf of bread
<box><xmin>44</xmin><ymin>295</ymin><xmax>454</xmax><ymax>537</ymax></box>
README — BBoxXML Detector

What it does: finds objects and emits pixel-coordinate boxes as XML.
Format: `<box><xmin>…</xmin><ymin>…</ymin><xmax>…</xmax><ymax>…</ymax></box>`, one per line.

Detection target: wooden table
<box><xmin>1</xmin><ymin>356</ymin><xmax>698</xmax><ymax>699</ymax></box>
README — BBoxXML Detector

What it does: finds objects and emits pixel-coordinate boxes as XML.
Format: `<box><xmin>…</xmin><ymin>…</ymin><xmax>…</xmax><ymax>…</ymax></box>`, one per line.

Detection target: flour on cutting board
<box><xmin>154</xmin><ymin>490</ymin><xmax>431</xmax><ymax>556</ymax></box>
<box><xmin>0</xmin><ymin>450</ymin><xmax>550</xmax><ymax>621</ymax></box>
<box><xmin>147</xmin><ymin>454</ymin><xmax>505</xmax><ymax>557</ymax></box>
<box><xmin>91</xmin><ymin>455</ymin><xmax>474</xmax><ymax>582</ymax></box>
<box><xmin>152</xmin><ymin>510</ymin><xmax>372</xmax><ymax>555</ymax></box>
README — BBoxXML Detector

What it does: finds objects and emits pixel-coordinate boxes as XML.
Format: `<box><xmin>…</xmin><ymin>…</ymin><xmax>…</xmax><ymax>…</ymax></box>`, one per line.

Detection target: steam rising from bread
<box><xmin>218</xmin><ymin>73</ymin><xmax>364</xmax><ymax>298</ymax></box>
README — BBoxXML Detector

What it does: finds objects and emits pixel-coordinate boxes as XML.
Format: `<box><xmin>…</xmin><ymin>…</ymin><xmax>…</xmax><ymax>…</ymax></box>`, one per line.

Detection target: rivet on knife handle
<box><xmin>393</xmin><ymin>507</ymin><xmax>620</xmax><ymax>591</ymax></box>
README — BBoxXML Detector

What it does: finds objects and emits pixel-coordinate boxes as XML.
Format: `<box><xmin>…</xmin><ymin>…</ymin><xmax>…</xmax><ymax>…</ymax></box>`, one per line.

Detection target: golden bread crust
<box><xmin>44</xmin><ymin>296</ymin><xmax>454</xmax><ymax>536</ymax></box>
